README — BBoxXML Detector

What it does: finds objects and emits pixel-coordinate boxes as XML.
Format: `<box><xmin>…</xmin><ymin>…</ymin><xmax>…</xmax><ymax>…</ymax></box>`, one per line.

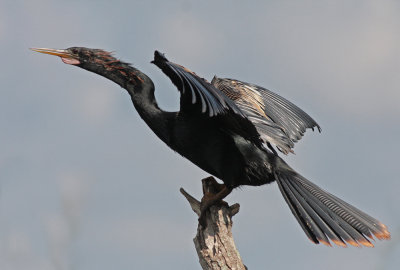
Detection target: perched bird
<box><xmin>32</xmin><ymin>47</ymin><xmax>390</xmax><ymax>247</ymax></box>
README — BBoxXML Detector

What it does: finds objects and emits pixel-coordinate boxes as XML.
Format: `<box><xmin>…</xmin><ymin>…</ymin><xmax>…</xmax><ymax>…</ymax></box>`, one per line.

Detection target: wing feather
<box><xmin>152</xmin><ymin>51</ymin><xmax>263</xmax><ymax>146</ymax></box>
<box><xmin>212</xmin><ymin>77</ymin><xmax>321</xmax><ymax>154</ymax></box>
<box><xmin>152</xmin><ymin>51</ymin><xmax>244</xmax><ymax>117</ymax></box>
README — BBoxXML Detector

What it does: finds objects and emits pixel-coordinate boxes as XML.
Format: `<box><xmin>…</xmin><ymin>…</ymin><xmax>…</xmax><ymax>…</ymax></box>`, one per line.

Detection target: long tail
<box><xmin>274</xmin><ymin>158</ymin><xmax>390</xmax><ymax>247</ymax></box>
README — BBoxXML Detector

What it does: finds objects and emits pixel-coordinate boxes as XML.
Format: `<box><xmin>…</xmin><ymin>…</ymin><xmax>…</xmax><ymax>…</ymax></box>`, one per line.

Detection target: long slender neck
<box><xmin>79</xmin><ymin>59</ymin><xmax>173</xmax><ymax>145</ymax></box>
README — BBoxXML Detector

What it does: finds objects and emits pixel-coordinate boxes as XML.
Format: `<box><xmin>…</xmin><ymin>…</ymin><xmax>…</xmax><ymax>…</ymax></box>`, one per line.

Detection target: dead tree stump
<box><xmin>180</xmin><ymin>177</ymin><xmax>247</xmax><ymax>270</ymax></box>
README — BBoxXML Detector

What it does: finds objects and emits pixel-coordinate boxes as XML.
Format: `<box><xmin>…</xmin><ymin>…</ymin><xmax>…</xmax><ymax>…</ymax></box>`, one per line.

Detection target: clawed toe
<box><xmin>196</xmin><ymin>177</ymin><xmax>233</xmax><ymax>228</ymax></box>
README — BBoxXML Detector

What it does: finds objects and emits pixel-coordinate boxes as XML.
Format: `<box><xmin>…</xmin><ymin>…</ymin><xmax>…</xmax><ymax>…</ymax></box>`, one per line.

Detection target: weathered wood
<box><xmin>180</xmin><ymin>177</ymin><xmax>247</xmax><ymax>270</ymax></box>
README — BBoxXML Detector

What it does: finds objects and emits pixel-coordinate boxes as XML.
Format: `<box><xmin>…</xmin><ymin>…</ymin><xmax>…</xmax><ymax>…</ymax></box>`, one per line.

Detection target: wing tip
<box><xmin>314</xmin><ymin>124</ymin><xmax>322</xmax><ymax>133</ymax></box>
<box><xmin>151</xmin><ymin>50</ymin><xmax>168</xmax><ymax>65</ymax></box>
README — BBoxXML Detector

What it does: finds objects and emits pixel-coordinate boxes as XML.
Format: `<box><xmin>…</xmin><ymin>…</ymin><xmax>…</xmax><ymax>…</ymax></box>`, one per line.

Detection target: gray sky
<box><xmin>1</xmin><ymin>0</ymin><xmax>400</xmax><ymax>269</ymax></box>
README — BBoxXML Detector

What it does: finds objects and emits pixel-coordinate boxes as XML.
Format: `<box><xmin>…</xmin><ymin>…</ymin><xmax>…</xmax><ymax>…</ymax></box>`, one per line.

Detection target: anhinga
<box><xmin>32</xmin><ymin>47</ymin><xmax>390</xmax><ymax>247</ymax></box>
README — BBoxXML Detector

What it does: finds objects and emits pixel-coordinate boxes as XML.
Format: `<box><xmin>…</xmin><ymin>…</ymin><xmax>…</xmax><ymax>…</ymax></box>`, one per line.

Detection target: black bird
<box><xmin>32</xmin><ymin>47</ymin><xmax>390</xmax><ymax>247</ymax></box>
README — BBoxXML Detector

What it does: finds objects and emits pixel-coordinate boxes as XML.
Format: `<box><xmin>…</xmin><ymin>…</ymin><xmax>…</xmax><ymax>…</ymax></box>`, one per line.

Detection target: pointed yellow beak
<box><xmin>31</xmin><ymin>47</ymin><xmax>81</xmax><ymax>65</ymax></box>
<box><xmin>30</xmin><ymin>48</ymin><xmax>72</xmax><ymax>58</ymax></box>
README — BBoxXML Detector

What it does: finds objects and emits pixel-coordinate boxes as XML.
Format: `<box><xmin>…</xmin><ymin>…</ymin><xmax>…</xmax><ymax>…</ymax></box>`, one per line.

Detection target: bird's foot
<box><xmin>198</xmin><ymin>193</ymin><xmax>230</xmax><ymax>227</ymax></box>
<box><xmin>198</xmin><ymin>177</ymin><xmax>232</xmax><ymax>228</ymax></box>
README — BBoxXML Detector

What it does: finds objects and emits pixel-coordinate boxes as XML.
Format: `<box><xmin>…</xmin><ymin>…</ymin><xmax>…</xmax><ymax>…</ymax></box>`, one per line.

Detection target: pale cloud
<box><xmin>1</xmin><ymin>231</ymin><xmax>53</xmax><ymax>270</ymax></box>
<box><xmin>44</xmin><ymin>171</ymin><xmax>90</xmax><ymax>270</ymax></box>
<box><xmin>4</xmin><ymin>231</ymin><xmax>32</xmax><ymax>259</ymax></box>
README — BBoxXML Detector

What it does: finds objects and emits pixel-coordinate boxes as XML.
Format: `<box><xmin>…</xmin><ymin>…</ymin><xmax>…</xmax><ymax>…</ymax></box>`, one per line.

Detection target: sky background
<box><xmin>1</xmin><ymin>0</ymin><xmax>400</xmax><ymax>269</ymax></box>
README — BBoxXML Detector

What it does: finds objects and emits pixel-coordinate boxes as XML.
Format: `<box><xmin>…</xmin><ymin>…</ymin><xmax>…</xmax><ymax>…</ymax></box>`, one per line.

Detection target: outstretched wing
<box><xmin>211</xmin><ymin>77</ymin><xmax>321</xmax><ymax>154</ymax></box>
<box><xmin>151</xmin><ymin>51</ymin><xmax>263</xmax><ymax>146</ymax></box>
<box><xmin>152</xmin><ymin>51</ymin><xmax>244</xmax><ymax>118</ymax></box>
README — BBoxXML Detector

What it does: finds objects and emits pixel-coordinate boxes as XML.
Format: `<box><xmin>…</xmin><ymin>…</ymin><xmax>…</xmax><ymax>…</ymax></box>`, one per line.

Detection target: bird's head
<box><xmin>31</xmin><ymin>47</ymin><xmax>122</xmax><ymax>69</ymax></box>
<box><xmin>31</xmin><ymin>47</ymin><xmax>138</xmax><ymax>83</ymax></box>
<box><xmin>31</xmin><ymin>46</ymin><xmax>147</xmax><ymax>91</ymax></box>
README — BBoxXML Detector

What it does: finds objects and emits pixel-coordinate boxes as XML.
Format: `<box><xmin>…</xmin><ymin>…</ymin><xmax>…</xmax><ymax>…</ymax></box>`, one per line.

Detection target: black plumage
<box><xmin>32</xmin><ymin>47</ymin><xmax>390</xmax><ymax>247</ymax></box>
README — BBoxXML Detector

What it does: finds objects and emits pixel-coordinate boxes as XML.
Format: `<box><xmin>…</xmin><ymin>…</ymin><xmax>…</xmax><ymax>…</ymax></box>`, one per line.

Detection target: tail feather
<box><xmin>288</xmin><ymin>177</ymin><xmax>371</xmax><ymax>247</ymax></box>
<box><xmin>278</xmin><ymin>175</ymin><xmax>332</xmax><ymax>246</ymax></box>
<box><xmin>275</xmin><ymin>167</ymin><xmax>390</xmax><ymax>247</ymax></box>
